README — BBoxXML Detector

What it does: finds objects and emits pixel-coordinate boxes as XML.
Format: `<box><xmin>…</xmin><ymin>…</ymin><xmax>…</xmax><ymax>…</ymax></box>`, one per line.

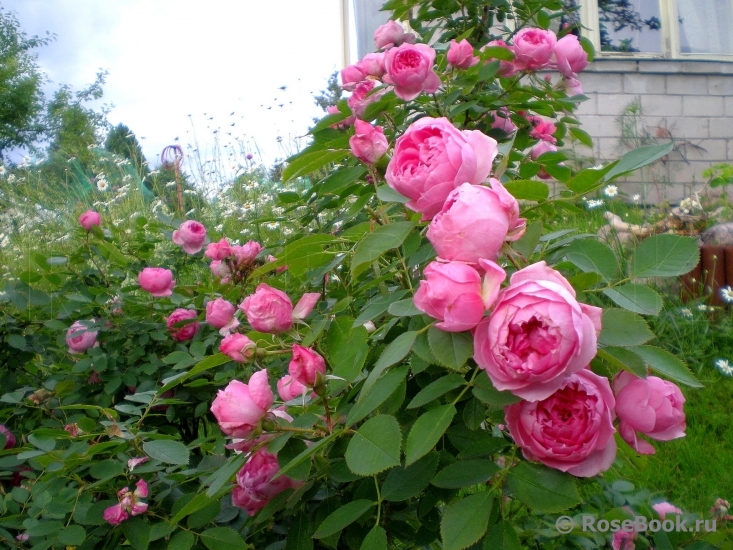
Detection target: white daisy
<box><xmin>720</xmin><ymin>286</ymin><xmax>733</xmax><ymax>304</ymax></box>
<box><xmin>97</xmin><ymin>180</ymin><xmax>109</xmax><ymax>192</ymax></box>
<box><xmin>679</xmin><ymin>308</ymin><xmax>693</xmax><ymax>319</ymax></box>
<box><xmin>632</xmin><ymin>194</ymin><xmax>641</xmax><ymax>202</ymax></box>
<box><xmin>603</xmin><ymin>185</ymin><xmax>618</xmax><ymax>198</ymax></box>
<box><xmin>715</xmin><ymin>359</ymin><xmax>733</xmax><ymax>376</ymax></box>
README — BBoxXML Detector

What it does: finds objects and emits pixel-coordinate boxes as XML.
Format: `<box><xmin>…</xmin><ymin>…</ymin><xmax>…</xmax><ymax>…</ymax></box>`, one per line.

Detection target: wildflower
<box><xmin>720</xmin><ymin>286</ymin><xmax>733</xmax><ymax>304</ymax></box>
<box><xmin>715</xmin><ymin>359</ymin><xmax>733</xmax><ymax>376</ymax></box>
<box><xmin>679</xmin><ymin>308</ymin><xmax>693</xmax><ymax>319</ymax></box>
<box><xmin>632</xmin><ymin>194</ymin><xmax>641</xmax><ymax>202</ymax></box>
<box><xmin>586</xmin><ymin>199</ymin><xmax>604</xmax><ymax>209</ymax></box>
<box><xmin>603</xmin><ymin>185</ymin><xmax>618</xmax><ymax>198</ymax></box>
<box><xmin>697</xmin><ymin>304</ymin><xmax>713</xmax><ymax>312</ymax></box>
<box><xmin>165</xmin><ymin>181</ymin><xmax>176</xmax><ymax>187</ymax></box>
<box><xmin>97</xmin><ymin>180</ymin><xmax>109</xmax><ymax>192</ymax></box>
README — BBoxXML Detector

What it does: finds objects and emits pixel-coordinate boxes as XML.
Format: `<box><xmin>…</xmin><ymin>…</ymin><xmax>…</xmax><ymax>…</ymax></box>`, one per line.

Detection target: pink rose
<box><xmin>474</xmin><ymin>262</ymin><xmax>601</xmax><ymax>401</ymax></box>
<box><xmin>104</xmin><ymin>479</ymin><xmax>149</xmax><ymax>525</ymax></box>
<box><xmin>489</xmin><ymin>108</ymin><xmax>517</xmax><ymax>133</ymax></box>
<box><xmin>277</xmin><ymin>375</ymin><xmax>307</xmax><ymax>401</ymax></box>
<box><xmin>505</xmin><ymin>369</ymin><xmax>617</xmax><ymax>477</ymax></box>
<box><xmin>219</xmin><ymin>333</ymin><xmax>257</xmax><ymax>363</ymax></box>
<box><xmin>512</xmin><ymin>28</ymin><xmax>557</xmax><ymax>71</ymax></box>
<box><xmin>340</xmin><ymin>64</ymin><xmax>366</xmax><ymax>91</ymax></box>
<box><xmin>138</xmin><ymin>267</ymin><xmax>175</xmax><ymax>297</ymax></box>
<box><xmin>652</xmin><ymin>501</ymin><xmax>683</xmax><ymax>520</ymax></box>
<box><xmin>484</xmin><ymin>40</ymin><xmax>516</xmax><ymax>77</ymax></box>
<box><xmin>288</xmin><ymin>344</ymin><xmax>327</xmax><ymax>387</ymax></box>
<box><xmin>233</xmin><ymin>448</ymin><xmax>302</xmax><ymax>516</ymax></box>
<box><xmin>210</xmin><ymin>370</ymin><xmax>274</xmax><ymax>438</ymax></box>
<box><xmin>383</xmin><ymin>43</ymin><xmax>441</xmax><ymax>101</ymax></box>
<box><xmin>232</xmin><ymin>240</ymin><xmax>264</xmax><ymax>264</ymax></box>
<box><xmin>267</xmin><ymin>254</ymin><xmax>288</xmax><ymax>274</ymax></box>
<box><xmin>206</xmin><ymin>297</ymin><xmax>239</xmax><ymax>335</ymax></box>
<box><xmin>347</xmin><ymin>80</ymin><xmax>385</xmax><ymax>119</ymax></box>
<box><xmin>613</xmin><ymin>371</ymin><xmax>686</xmax><ymax>454</ymax></box>
<box><xmin>612</xmin><ymin>530</ymin><xmax>637</xmax><ymax>550</ymax></box>
<box><xmin>293</xmin><ymin>293</ymin><xmax>320</xmax><ymax>320</ymax></box>
<box><xmin>349</xmin><ymin>120</ymin><xmax>389</xmax><ymax>165</ymax></box>
<box><xmin>103</xmin><ymin>503</ymin><xmax>129</xmax><ymax>525</ymax></box>
<box><xmin>326</xmin><ymin>105</ymin><xmax>355</xmax><ymax>128</ymax></box>
<box><xmin>528</xmin><ymin>116</ymin><xmax>557</xmax><ymax>144</ymax></box>
<box><xmin>356</xmin><ymin>52</ymin><xmax>386</xmax><ymax>77</ymax></box>
<box><xmin>79</xmin><ymin>210</ymin><xmax>101</xmax><ymax>231</ymax></box>
<box><xmin>413</xmin><ymin>260</ymin><xmax>505</xmax><ymax>332</ymax></box>
<box><xmin>66</xmin><ymin>320</ymin><xmax>98</xmax><ymax>354</ymax></box>
<box><xmin>530</xmin><ymin>141</ymin><xmax>558</xmax><ymax>180</ymax></box>
<box><xmin>128</xmin><ymin>457</ymin><xmax>149</xmax><ymax>470</ymax></box>
<box><xmin>209</xmin><ymin>260</ymin><xmax>232</xmax><ymax>279</ymax></box>
<box><xmin>385</xmin><ymin>117</ymin><xmax>498</xmax><ymax>220</ymax></box>
<box><xmin>374</xmin><ymin>20</ymin><xmax>416</xmax><ymax>50</ymax></box>
<box><xmin>0</xmin><ymin>424</ymin><xmax>16</xmax><ymax>449</ymax></box>
<box><xmin>166</xmin><ymin>308</ymin><xmax>199</xmax><ymax>342</ymax></box>
<box><xmin>427</xmin><ymin>181</ymin><xmax>525</xmax><ymax>264</ymax></box>
<box><xmin>447</xmin><ymin>39</ymin><xmax>479</xmax><ymax>69</ymax></box>
<box><xmin>205</xmin><ymin>238</ymin><xmax>232</xmax><ymax>260</ymax></box>
<box><xmin>562</xmin><ymin>77</ymin><xmax>584</xmax><ymax>96</ymax></box>
<box><xmin>239</xmin><ymin>283</ymin><xmax>293</xmax><ymax>334</ymax></box>
<box><xmin>172</xmin><ymin>220</ymin><xmax>207</xmax><ymax>254</ymax></box>
<box><xmin>554</xmin><ymin>34</ymin><xmax>588</xmax><ymax>78</ymax></box>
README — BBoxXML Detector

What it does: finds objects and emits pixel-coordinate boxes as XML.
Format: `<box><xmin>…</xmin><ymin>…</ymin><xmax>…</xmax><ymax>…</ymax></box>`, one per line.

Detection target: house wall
<box><xmin>575</xmin><ymin>59</ymin><xmax>733</xmax><ymax>202</ymax></box>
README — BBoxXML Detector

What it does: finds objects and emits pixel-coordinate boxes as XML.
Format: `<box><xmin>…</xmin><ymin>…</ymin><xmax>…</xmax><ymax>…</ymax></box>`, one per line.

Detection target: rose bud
<box><xmin>554</xmin><ymin>34</ymin><xmax>588</xmax><ymax>78</ymax></box>
<box><xmin>288</xmin><ymin>345</ymin><xmax>327</xmax><ymax>387</ymax></box>
<box><xmin>239</xmin><ymin>283</ymin><xmax>293</xmax><ymax>334</ymax></box>
<box><xmin>66</xmin><ymin>320</ymin><xmax>99</xmax><ymax>354</ymax></box>
<box><xmin>483</xmin><ymin>40</ymin><xmax>516</xmax><ymax>77</ymax></box>
<box><xmin>205</xmin><ymin>297</ymin><xmax>239</xmax><ymax>335</ymax></box>
<box><xmin>277</xmin><ymin>375</ymin><xmax>308</xmax><ymax>401</ymax></box>
<box><xmin>347</xmin><ymin>79</ymin><xmax>385</xmax><ymax>119</ymax></box>
<box><xmin>210</xmin><ymin>370</ymin><xmax>274</xmax><ymax>438</ymax></box>
<box><xmin>356</xmin><ymin>52</ymin><xmax>386</xmax><ymax>77</ymax></box>
<box><xmin>138</xmin><ymin>267</ymin><xmax>175</xmax><ymax>297</ymax></box>
<box><xmin>349</xmin><ymin>120</ymin><xmax>389</xmax><ymax>165</ymax></box>
<box><xmin>79</xmin><ymin>210</ymin><xmax>101</xmax><ymax>231</ymax></box>
<box><xmin>447</xmin><ymin>39</ymin><xmax>479</xmax><ymax>69</ymax></box>
<box><xmin>232</xmin><ymin>448</ymin><xmax>303</xmax><ymax>516</ymax></box>
<box><xmin>166</xmin><ymin>308</ymin><xmax>199</xmax><ymax>342</ymax></box>
<box><xmin>373</xmin><ymin>20</ymin><xmax>416</xmax><ymax>50</ymax></box>
<box><xmin>205</xmin><ymin>238</ymin><xmax>232</xmax><ymax>260</ymax></box>
<box><xmin>231</xmin><ymin>240</ymin><xmax>263</xmax><ymax>264</ymax></box>
<box><xmin>219</xmin><ymin>333</ymin><xmax>256</xmax><ymax>363</ymax></box>
<box><xmin>172</xmin><ymin>220</ymin><xmax>207</xmax><ymax>254</ymax></box>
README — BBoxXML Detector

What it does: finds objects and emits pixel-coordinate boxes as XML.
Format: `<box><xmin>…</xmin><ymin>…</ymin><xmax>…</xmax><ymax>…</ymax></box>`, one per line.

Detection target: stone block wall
<box><xmin>573</xmin><ymin>59</ymin><xmax>733</xmax><ymax>203</ymax></box>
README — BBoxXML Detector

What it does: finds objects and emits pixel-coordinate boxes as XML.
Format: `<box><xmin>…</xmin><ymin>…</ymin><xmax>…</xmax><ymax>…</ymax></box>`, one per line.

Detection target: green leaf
<box><xmin>313</xmin><ymin>499</ymin><xmax>374</xmax><ymax>539</ymax></box>
<box><xmin>352</xmin><ymin>221</ymin><xmax>415</xmax><ymax>276</ymax></box>
<box><xmin>471</xmin><ymin>385</ymin><xmax>521</xmax><ymax>410</ymax></box>
<box><xmin>46</xmin><ymin>256</ymin><xmax>68</xmax><ymax>265</ymax></box>
<box><xmin>347</xmin><ymin>366</ymin><xmax>409</xmax><ymax>426</ymax></box>
<box><xmin>478</xmin><ymin>60</ymin><xmax>500</xmax><ymax>81</ymax></box>
<box><xmin>484</xmin><ymin>520</ymin><xmax>521</xmax><ymax>550</ymax></box>
<box><xmin>345</xmin><ymin>415</ymin><xmax>402</xmax><ymax>476</ymax></box>
<box><xmin>630</xmin><ymin>235</ymin><xmax>699</xmax><ymax>278</ymax></box>
<box><xmin>597</xmin><ymin>347</ymin><xmax>648</xmax><ymax>378</ymax></box>
<box><xmin>95</xmin><ymin>241</ymin><xmax>129</xmax><ymax>266</ymax></box>
<box><xmin>387</xmin><ymin>298</ymin><xmax>422</xmax><ymax>317</ymax></box>
<box><xmin>121</xmin><ymin>517</ymin><xmax>151</xmax><ymax>550</ymax></box>
<box><xmin>160</xmin><ymin>353</ymin><xmax>231</xmax><ymax>392</ymax></box>
<box><xmin>630</xmin><ymin>345</ymin><xmax>703</xmax><ymax>387</ymax></box>
<box><xmin>205</xmin><ymin>454</ymin><xmax>246</xmax><ymax>497</ymax></box>
<box><xmin>275</xmin><ymin>432</ymin><xmax>339</xmax><ymax>480</ymax></box>
<box><xmin>599</xmin><ymin>309</ymin><xmax>655</xmax><ymax>347</ymax></box>
<box><xmin>376</xmin><ymin>185</ymin><xmax>409</xmax><ymax>203</ymax></box>
<box><xmin>58</xmin><ymin>525</ymin><xmax>86</xmax><ymax>546</ymax></box>
<box><xmin>283</xmin><ymin>149</ymin><xmax>350</xmax><ymax>183</ymax></box>
<box><xmin>481</xmin><ymin>46</ymin><xmax>514</xmax><ymax>61</ymax></box>
<box><xmin>604</xmin><ymin>142</ymin><xmax>674</xmax><ymax>181</ymax></box>
<box><xmin>162</xmin><ymin>351</ymin><xmax>194</xmax><ymax>365</ymax></box>
<box><xmin>360</xmin><ymin>526</ymin><xmax>388</xmax><ymax>550</ymax></box>
<box><xmin>566</xmin><ymin>164</ymin><xmax>614</xmax><ymax>193</ymax></box>
<box><xmin>603</xmin><ymin>284</ymin><xmax>663</xmax><ymax>315</ymax></box>
<box><xmin>537</xmin><ymin>10</ymin><xmax>551</xmax><ymax>28</ymax></box>
<box><xmin>325</xmin><ymin>317</ymin><xmax>369</xmax><ymax>384</ymax></box>
<box><xmin>568</xmin><ymin>127</ymin><xmax>594</xmax><ymax>149</ymax></box>
<box><xmin>319</xmin><ymin>165</ymin><xmax>367</xmax><ymax>194</ymax></box>
<box><xmin>277</xmin><ymin>439</ymin><xmax>311</xmax><ymax>481</ymax></box>
<box><xmin>427</xmin><ymin>329</ymin><xmax>473</xmax><ymax>370</ymax></box>
<box><xmin>286</xmin><ymin>514</ymin><xmax>313</xmax><ymax>550</ymax></box>
<box><xmin>142</xmin><ymin>440</ymin><xmax>190</xmax><ymax>465</ymax></box>
<box><xmin>503</xmin><ymin>180</ymin><xmax>549</xmax><ymax>201</ymax></box>
<box><xmin>170</xmin><ymin>493</ymin><xmax>215</xmax><ymax>525</ymax></box>
<box><xmin>353</xmin><ymin>290</ymin><xmax>409</xmax><ymax>327</ymax></box>
<box><xmin>506</xmin><ymin>462</ymin><xmax>581</xmax><ymax>513</ymax></box>
<box><xmin>361</xmin><ymin>331</ymin><xmax>417</xmax><ymax>397</ymax></box>
<box><xmin>565</xmin><ymin>238</ymin><xmax>620</xmax><ymax>282</ymax></box>
<box><xmin>26</xmin><ymin>521</ymin><xmax>64</xmax><ymax>536</ymax></box>
<box><xmin>440</xmin><ymin>491</ymin><xmax>494</xmax><ymax>550</ymax></box>
<box><xmin>407</xmin><ymin>374</ymin><xmax>465</xmax><ymax>409</ymax></box>
<box><xmin>405</xmin><ymin>404</ymin><xmax>456</xmax><ymax>466</ymax></box>
<box><xmin>381</xmin><ymin>452</ymin><xmax>439</xmax><ymax>502</ymax></box>
<box><xmin>512</xmin><ymin>220</ymin><xmax>543</xmax><ymax>260</ymax></box>
<box><xmin>168</xmin><ymin>531</ymin><xmax>195</xmax><ymax>550</ymax></box>
<box><xmin>432</xmin><ymin>459</ymin><xmax>500</xmax><ymax>489</ymax></box>
<box><xmin>199</xmin><ymin>527</ymin><xmax>248</xmax><ymax>550</ymax></box>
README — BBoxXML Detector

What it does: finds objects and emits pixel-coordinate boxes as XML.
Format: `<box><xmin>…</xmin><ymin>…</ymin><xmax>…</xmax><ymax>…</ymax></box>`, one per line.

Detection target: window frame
<box><xmin>580</xmin><ymin>0</ymin><xmax>733</xmax><ymax>62</ymax></box>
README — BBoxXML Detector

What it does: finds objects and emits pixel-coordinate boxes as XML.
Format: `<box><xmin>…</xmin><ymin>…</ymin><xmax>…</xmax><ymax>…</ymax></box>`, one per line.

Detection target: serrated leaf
<box><xmin>319</xmin><ymin>165</ymin><xmax>367</xmax><ymax>194</ymax></box>
<box><xmin>503</xmin><ymin>180</ymin><xmax>549</xmax><ymax>201</ymax></box>
<box><xmin>484</xmin><ymin>520</ymin><xmax>521</xmax><ymax>550</ymax></box>
<box><xmin>506</xmin><ymin>462</ymin><xmax>581</xmax><ymax>513</ymax></box>
<box><xmin>388</xmin><ymin>298</ymin><xmax>422</xmax><ymax>317</ymax></box>
<box><xmin>630</xmin><ymin>345</ymin><xmax>702</xmax><ymax>387</ymax></box>
<box><xmin>360</xmin><ymin>526</ymin><xmax>387</xmax><ymax>550</ymax></box>
<box><xmin>313</xmin><ymin>499</ymin><xmax>374</xmax><ymax>539</ymax></box>
<box><xmin>440</xmin><ymin>491</ymin><xmax>493</xmax><ymax>550</ymax></box>
<box><xmin>283</xmin><ymin>149</ymin><xmax>350</xmax><ymax>183</ymax></box>
<box><xmin>427</xmin><ymin>329</ymin><xmax>472</xmax><ymax>370</ymax></box>
<box><xmin>407</xmin><ymin>374</ymin><xmax>465</xmax><ymax>409</ymax></box>
<box><xmin>604</xmin><ymin>142</ymin><xmax>674</xmax><ymax>181</ymax></box>
<box><xmin>631</xmin><ymin>235</ymin><xmax>699</xmax><ymax>278</ymax></box>
<box><xmin>405</xmin><ymin>404</ymin><xmax>456</xmax><ymax>466</ymax></box>
<box><xmin>599</xmin><ymin>309</ymin><xmax>655</xmax><ymax>347</ymax></box>
<box><xmin>603</xmin><ymin>284</ymin><xmax>662</xmax><ymax>315</ymax></box>
<box><xmin>596</xmin><ymin>347</ymin><xmax>647</xmax><ymax>378</ymax></box>
<box><xmin>121</xmin><ymin>517</ymin><xmax>151</xmax><ymax>550</ymax></box>
<box><xmin>345</xmin><ymin>415</ymin><xmax>401</xmax><ymax>476</ymax></box>
<box><xmin>361</xmin><ymin>331</ymin><xmax>417</xmax><ymax>397</ymax></box>
<box><xmin>347</xmin><ymin>366</ymin><xmax>409</xmax><ymax>426</ymax></box>
<box><xmin>352</xmin><ymin>221</ymin><xmax>415</xmax><ymax>276</ymax></box>
<box><xmin>566</xmin><ymin>238</ymin><xmax>620</xmax><ymax>282</ymax></box>
<box><xmin>381</xmin><ymin>452</ymin><xmax>439</xmax><ymax>502</ymax></box>
<box><xmin>512</xmin><ymin>220</ymin><xmax>543</xmax><ymax>260</ymax></box>
<box><xmin>168</xmin><ymin>531</ymin><xmax>195</xmax><ymax>550</ymax></box>
<box><xmin>432</xmin><ymin>459</ymin><xmax>500</xmax><ymax>489</ymax></box>
<box><xmin>143</xmin><ymin>440</ymin><xmax>190</xmax><ymax>465</ymax></box>
<box><xmin>199</xmin><ymin>527</ymin><xmax>247</xmax><ymax>550</ymax></box>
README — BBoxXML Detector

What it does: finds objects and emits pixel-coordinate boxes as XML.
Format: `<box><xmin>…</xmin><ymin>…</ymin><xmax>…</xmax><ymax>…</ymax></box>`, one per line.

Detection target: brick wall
<box><xmin>574</xmin><ymin>59</ymin><xmax>733</xmax><ymax>203</ymax></box>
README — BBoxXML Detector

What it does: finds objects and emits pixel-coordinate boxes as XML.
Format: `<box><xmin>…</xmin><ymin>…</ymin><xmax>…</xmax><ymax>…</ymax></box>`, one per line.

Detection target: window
<box><xmin>579</xmin><ymin>0</ymin><xmax>733</xmax><ymax>60</ymax></box>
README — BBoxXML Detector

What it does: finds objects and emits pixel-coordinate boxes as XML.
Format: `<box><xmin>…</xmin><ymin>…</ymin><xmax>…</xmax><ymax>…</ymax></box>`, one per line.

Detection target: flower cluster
<box><xmin>103</xmin><ymin>479</ymin><xmax>149</xmax><ymax>525</ymax></box>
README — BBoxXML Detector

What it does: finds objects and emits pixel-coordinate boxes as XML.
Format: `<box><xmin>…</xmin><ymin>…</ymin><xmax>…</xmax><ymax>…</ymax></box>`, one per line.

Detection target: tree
<box><xmin>0</xmin><ymin>6</ymin><xmax>53</xmax><ymax>156</ymax></box>
<box><xmin>104</xmin><ymin>123</ymin><xmax>149</xmax><ymax>179</ymax></box>
<box><xmin>312</xmin><ymin>71</ymin><xmax>343</xmax><ymax>113</ymax></box>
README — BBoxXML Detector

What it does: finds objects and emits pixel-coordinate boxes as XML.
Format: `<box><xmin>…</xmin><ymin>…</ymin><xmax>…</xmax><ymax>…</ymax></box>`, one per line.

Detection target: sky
<box><xmin>3</xmin><ymin>0</ymin><xmax>350</xmax><ymax>173</ymax></box>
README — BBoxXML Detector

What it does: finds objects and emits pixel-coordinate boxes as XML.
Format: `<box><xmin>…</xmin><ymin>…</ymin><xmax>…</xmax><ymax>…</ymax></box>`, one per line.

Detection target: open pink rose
<box><xmin>447</xmin><ymin>39</ymin><xmax>479</xmax><ymax>69</ymax></box>
<box><xmin>554</xmin><ymin>34</ymin><xmax>588</xmax><ymax>78</ymax></box>
<box><xmin>233</xmin><ymin>448</ymin><xmax>303</xmax><ymax>516</ymax></box>
<box><xmin>205</xmin><ymin>238</ymin><xmax>232</xmax><ymax>260</ymax></box>
<box><xmin>356</xmin><ymin>52</ymin><xmax>386</xmax><ymax>77</ymax></box>
<box><xmin>172</xmin><ymin>220</ymin><xmax>207</xmax><ymax>254</ymax></box>
<box><xmin>79</xmin><ymin>210</ymin><xmax>101</xmax><ymax>231</ymax></box>
<box><xmin>232</xmin><ymin>241</ymin><xmax>263</xmax><ymax>264</ymax></box>
<box><xmin>613</xmin><ymin>371</ymin><xmax>686</xmax><ymax>454</ymax></box>
<box><xmin>239</xmin><ymin>283</ymin><xmax>293</xmax><ymax>334</ymax></box>
<box><xmin>505</xmin><ymin>369</ymin><xmax>617</xmax><ymax>477</ymax></box>
<box><xmin>530</xmin><ymin>141</ymin><xmax>558</xmax><ymax>180</ymax></box>
<box><xmin>206</xmin><ymin>298</ymin><xmax>239</xmax><ymax>335</ymax></box>
<box><xmin>383</xmin><ymin>43</ymin><xmax>441</xmax><ymax>101</ymax></box>
<box><xmin>104</xmin><ymin>479</ymin><xmax>149</xmax><ymax>525</ymax></box>
<box><xmin>427</xmin><ymin>181</ymin><xmax>525</xmax><ymax>264</ymax></box>
<box><xmin>385</xmin><ymin>117</ymin><xmax>498</xmax><ymax>220</ymax></box>
<box><xmin>528</xmin><ymin>116</ymin><xmax>557</xmax><ymax>144</ymax></box>
<box><xmin>340</xmin><ymin>64</ymin><xmax>366</xmax><ymax>91</ymax></box>
<box><xmin>374</xmin><ymin>20</ymin><xmax>416</xmax><ymax>50</ymax></box>
<box><xmin>474</xmin><ymin>262</ymin><xmax>601</xmax><ymax>401</ymax></box>
<box><xmin>0</xmin><ymin>424</ymin><xmax>16</xmax><ymax>449</ymax></box>
<box><xmin>103</xmin><ymin>503</ymin><xmax>129</xmax><ymax>525</ymax></box>
<box><xmin>138</xmin><ymin>267</ymin><xmax>175</xmax><ymax>297</ymax></box>
<box><xmin>219</xmin><ymin>333</ymin><xmax>256</xmax><ymax>363</ymax></box>
<box><xmin>210</xmin><ymin>370</ymin><xmax>273</xmax><ymax>438</ymax></box>
<box><xmin>166</xmin><ymin>308</ymin><xmax>199</xmax><ymax>342</ymax></box>
<box><xmin>288</xmin><ymin>345</ymin><xmax>326</xmax><ymax>387</ymax></box>
<box><xmin>512</xmin><ymin>28</ymin><xmax>557</xmax><ymax>71</ymax></box>
<box><xmin>349</xmin><ymin>119</ymin><xmax>389</xmax><ymax>165</ymax></box>
<box><xmin>414</xmin><ymin>260</ymin><xmax>505</xmax><ymax>332</ymax></box>
<box><xmin>489</xmin><ymin>108</ymin><xmax>517</xmax><ymax>133</ymax></box>
<box><xmin>347</xmin><ymin>79</ymin><xmax>385</xmax><ymax>119</ymax></box>
<box><xmin>484</xmin><ymin>40</ymin><xmax>516</xmax><ymax>77</ymax></box>
<box><xmin>612</xmin><ymin>530</ymin><xmax>637</xmax><ymax>550</ymax></box>
<box><xmin>277</xmin><ymin>375</ymin><xmax>308</xmax><ymax>401</ymax></box>
<box><xmin>653</xmin><ymin>501</ymin><xmax>683</xmax><ymax>519</ymax></box>
<box><xmin>66</xmin><ymin>320</ymin><xmax>98</xmax><ymax>354</ymax></box>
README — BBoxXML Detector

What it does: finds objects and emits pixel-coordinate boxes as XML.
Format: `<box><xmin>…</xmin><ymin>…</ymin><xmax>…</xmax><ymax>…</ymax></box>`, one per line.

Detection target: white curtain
<box><xmin>678</xmin><ymin>0</ymin><xmax>733</xmax><ymax>54</ymax></box>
